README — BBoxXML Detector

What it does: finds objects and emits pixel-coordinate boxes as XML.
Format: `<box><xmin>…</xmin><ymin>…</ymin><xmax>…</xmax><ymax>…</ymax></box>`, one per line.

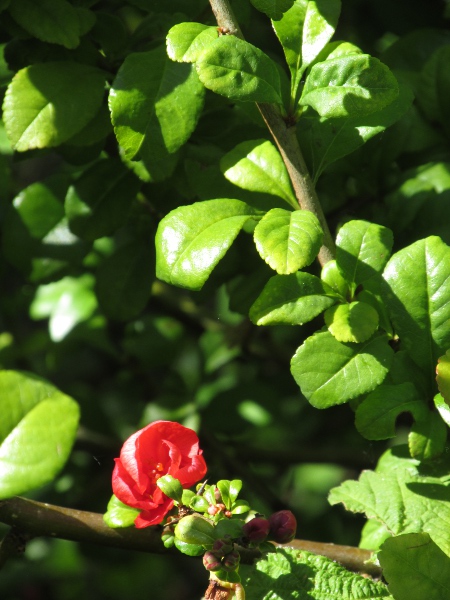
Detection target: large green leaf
<box><xmin>417</xmin><ymin>44</ymin><xmax>450</xmax><ymax>138</ymax></box>
<box><xmin>241</xmin><ymin>547</ymin><xmax>391</xmax><ymax>600</ymax></box>
<box><xmin>109</xmin><ymin>46</ymin><xmax>204</xmax><ymax>179</ymax></box>
<box><xmin>0</xmin><ymin>371</ymin><xmax>80</xmax><ymax>499</ymax></box>
<box><xmin>291</xmin><ymin>331</ymin><xmax>393</xmax><ymax>408</ymax></box>
<box><xmin>3</xmin><ymin>62</ymin><xmax>106</xmax><ymax>151</ymax></box>
<box><xmin>253</xmin><ymin>208</ymin><xmax>323</xmax><ymax>274</ymax></box>
<box><xmin>166</xmin><ymin>23</ymin><xmax>218</xmax><ymax>63</ymax></box>
<box><xmin>436</xmin><ymin>349</ymin><xmax>450</xmax><ymax>403</ymax></box>
<box><xmin>408</xmin><ymin>409</ymin><xmax>447</xmax><ymax>461</ymax></box>
<box><xmin>250</xmin><ymin>271</ymin><xmax>336</xmax><ymax>325</ymax></box>
<box><xmin>382</xmin><ymin>236</ymin><xmax>450</xmax><ymax>376</ymax></box>
<box><xmin>250</xmin><ymin>0</ymin><xmax>294</xmax><ymax>20</ymax></box>
<box><xmin>220</xmin><ymin>140</ymin><xmax>298</xmax><ymax>209</ymax></box>
<box><xmin>329</xmin><ymin>446</ymin><xmax>450</xmax><ymax>556</ymax></box>
<box><xmin>155</xmin><ymin>199</ymin><xmax>259</xmax><ymax>291</ymax></box>
<box><xmin>103</xmin><ymin>494</ymin><xmax>140</xmax><ymax>528</ymax></box>
<box><xmin>300</xmin><ymin>55</ymin><xmax>399</xmax><ymax>118</ymax></box>
<box><xmin>196</xmin><ymin>36</ymin><xmax>283</xmax><ymax>104</ymax></box>
<box><xmin>379</xmin><ymin>533</ymin><xmax>450</xmax><ymax>600</ymax></box>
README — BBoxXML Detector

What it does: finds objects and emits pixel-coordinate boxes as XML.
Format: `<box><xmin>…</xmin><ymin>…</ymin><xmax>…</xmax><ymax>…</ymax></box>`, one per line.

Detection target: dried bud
<box><xmin>242</xmin><ymin>517</ymin><xmax>270</xmax><ymax>543</ymax></box>
<box><xmin>221</xmin><ymin>549</ymin><xmax>240</xmax><ymax>572</ymax></box>
<box><xmin>203</xmin><ymin>551</ymin><xmax>222</xmax><ymax>571</ymax></box>
<box><xmin>268</xmin><ymin>510</ymin><xmax>297</xmax><ymax>544</ymax></box>
<box><xmin>212</xmin><ymin>536</ymin><xmax>233</xmax><ymax>556</ymax></box>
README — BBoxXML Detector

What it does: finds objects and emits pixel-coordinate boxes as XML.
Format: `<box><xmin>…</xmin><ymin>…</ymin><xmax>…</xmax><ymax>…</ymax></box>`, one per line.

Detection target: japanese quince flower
<box><xmin>112</xmin><ymin>420</ymin><xmax>207</xmax><ymax>528</ymax></box>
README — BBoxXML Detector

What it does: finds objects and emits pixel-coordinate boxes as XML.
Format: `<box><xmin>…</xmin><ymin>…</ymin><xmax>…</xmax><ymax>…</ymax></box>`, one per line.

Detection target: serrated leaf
<box><xmin>109</xmin><ymin>46</ymin><xmax>204</xmax><ymax>178</ymax></box>
<box><xmin>300</xmin><ymin>55</ymin><xmax>399</xmax><ymax>118</ymax></box>
<box><xmin>250</xmin><ymin>272</ymin><xmax>336</xmax><ymax>325</ymax></box>
<box><xmin>253</xmin><ymin>208</ymin><xmax>323</xmax><ymax>274</ymax></box>
<box><xmin>355</xmin><ymin>383</ymin><xmax>428</xmax><ymax>440</ymax></box>
<box><xmin>359</xmin><ymin>518</ymin><xmax>391</xmax><ymax>551</ymax></box>
<box><xmin>251</xmin><ymin>0</ymin><xmax>294</xmax><ymax>20</ymax></box>
<box><xmin>221</xmin><ymin>140</ymin><xmax>297</xmax><ymax>209</ymax></box>
<box><xmin>291</xmin><ymin>331</ymin><xmax>393</xmax><ymax>408</ymax></box>
<box><xmin>0</xmin><ymin>371</ymin><xmax>80</xmax><ymax>499</ymax></box>
<box><xmin>9</xmin><ymin>0</ymin><xmax>81</xmax><ymax>49</ymax></box>
<box><xmin>324</xmin><ymin>301</ymin><xmax>379</xmax><ymax>343</ymax></box>
<box><xmin>336</xmin><ymin>220</ymin><xmax>393</xmax><ymax>286</ymax></box>
<box><xmin>155</xmin><ymin>199</ymin><xmax>258</xmax><ymax>291</ymax></box>
<box><xmin>383</xmin><ymin>236</ymin><xmax>450</xmax><ymax>376</ymax></box>
<box><xmin>166</xmin><ymin>23</ymin><xmax>218</xmax><ymax>63</ymax></box>
<box><xmin>196</xmin><ymin>36</ymin><xmax>282</xmax><ymax>104</ymax></box>
<box><xmin>408</xmin><ymin>410</ymin><xmax>447</xmax><ymax>461</ymax></box>
<box><xmin>379</xmin><ymin>533</ymin><xmax>450</xmax><ymax>600</ymax></box>
<box><xmin>103</xmin><ymin>494</ymin><xmax>140</xmax><ymax>528</ymax></box>
<box><xmin>3</xmin><ymin>62</ymin><xmax>106</xmax><ymax>151</ymax></box>
<box><xmin>65</xmin><ymin>159</ymin><xmax>141</xmax><ymax>241</ymax></box>
<box><xmin>436</xmin><ymin>349</ymin><xmax>450</xmax><ymax>402</ymax></box>
<box><xmin>241</xmin><ymin>547</ymin><xmax>391</xmax><ymax>600</ymax></box>
<box><xmin>329</xmin><ymin>446</ymin><xmax>450</xmax><ymax>556</ymax></box>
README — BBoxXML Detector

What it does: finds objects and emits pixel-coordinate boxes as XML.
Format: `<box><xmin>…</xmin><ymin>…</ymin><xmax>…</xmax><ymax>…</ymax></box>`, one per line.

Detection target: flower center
<box><xmin>151</xmin><ymin>462</ymin><xmax>164</xmax><ymax>481</ymax></box>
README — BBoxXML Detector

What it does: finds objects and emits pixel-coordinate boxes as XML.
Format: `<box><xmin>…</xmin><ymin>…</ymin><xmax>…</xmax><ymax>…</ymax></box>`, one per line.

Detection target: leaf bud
<box><xmin>242</xmin><ymin>517</ymin><xmax>270</xmax><ymax>543</ymax></box>
<box><xmin>221</xmin><ymin>549</ymin><xmax>240</xmax><ymax>572</ymax></box>
<box><xmin>174</xmin><ymin>514</ymin><xmax>216</xmax><ymax>547</ymax></box>
<box><xmin>212</xmin><ymin>535</ymin><xmax>233</xmax><ymax>556</ymax></box>
<box><xmin>156</xmin><ymin>474</ymin><xmax>183</xmax><ymax>503</ymax></box>
<box><xmin>268</xmin><ymin>510</ymin><xmax>297</xmax><ymax>544</ymax></box>
<box><xmin>203</xmin><ymin>551</ymin><xmax>222</xmax><ymax>571</ymax></box>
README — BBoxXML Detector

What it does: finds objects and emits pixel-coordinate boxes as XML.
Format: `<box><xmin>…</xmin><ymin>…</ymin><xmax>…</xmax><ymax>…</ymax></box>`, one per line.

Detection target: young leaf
<box><xmin>221</xmin><ymin>139</ymin><xmax>298</xmax><ymax>209</ymax></box>
<box><xmin>300</xmin><ymin>55</ymin><xmax>399</xmax><ymax>118</ymax></box>
<box><xmin>408</xmin><ymin>410</ymin><xmax>447</xmax><ymax>460</ymax></box>
<box><xmin>103</xmin><ymin>494</ymin><xmax>140</xmax><ymax>528</ymax></box>
<box><xmin>379</xmin><ymin>533</ymin><xmax>450</xmax><ymax>600</ymax></box>
<box><xmin>155</xmin><ymin>199</ymin><xmax>259</xmax><ymax>291</ymax></box>
<box><xmin>0</xmin><ymin>371</ymin><xmax>80</xmax><ymax>499</ymax></box>
<box><xmin>196</xmin><ymin>36</ymin><xmax>283</xmax><ymax>104</ymax></box>
<box><xmin>291</xmin><ymin>331</ymin><xmax>393</xmax><ymax>408</ymax></box>
<box><xmin>109</xmin><ymin>46</ymin><xmax>204</xmax><ymax>177</ymax></box>
<box><xmin>253</xmin><ymin>208</ymin><xmax>323</xmax><ymax>274</ymax></box>
<box><xmin>250</xmin><ymin>271</ymin><xmax>336</xmax><ymax>325</ymax></box>
<box><xmin>320</xmin><ymin>259</ymin><xmax>350</xmax><ymax>299</ymax></box>
<box><xmin>241</xmin><ymin>546</ymin><xmax>391</xmax><ymax>600</ymax></box>
<box><xmin>436</xmin><ymin>349</ymin><xmax>450</xmax><ymax>403</ymax></box>
<box><xmin>250</xmin><ymin>0</ymin><xmax>294</xmax><ymax>21</ymax></box>
<box><xmin>166</xmin><ymin>23</ymin><xmax>218</xmax><ymax>63</ymax></box>
<box><xmin>324</xmin><ymin>301</ymin><xmax>379</xmax><ymax>343</ymax></box>
<box><xmin>3</xmin><ymin>62</ymin><xmax>106</xmax><ymax>151</ymax></box>
<box><xmin>383</xmin><ymin>236</ymin><xmax>450</xmax><ymax>376</ymax></box>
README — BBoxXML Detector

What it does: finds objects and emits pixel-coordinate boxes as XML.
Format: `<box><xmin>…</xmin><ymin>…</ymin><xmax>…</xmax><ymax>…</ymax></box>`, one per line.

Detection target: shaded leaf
<box><xmin>251</xmin><ymin>0</ymin><xmax>294</xmax><ymax>21</ymax></box>
<box><xmin>436</xmin><ymin>349</ymin><xmax>450</xmax><ymax>403</ymax></box>
<box><xmin>324</xmin><ymin>301</ymin><xmax>379</xmax><ymax>343</ymax></box>
<box><xmin>408</xmin><ymin>410</ymin><xmax>447</xmax><ymax>461</ymax></box>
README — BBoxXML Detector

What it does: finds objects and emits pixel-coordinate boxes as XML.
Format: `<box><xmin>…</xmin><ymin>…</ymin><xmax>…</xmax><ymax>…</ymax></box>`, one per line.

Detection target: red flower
<box><xmin>112</xmin><ymin>420</ymin><xmax>207</xmax><ymax>528</ymax></box>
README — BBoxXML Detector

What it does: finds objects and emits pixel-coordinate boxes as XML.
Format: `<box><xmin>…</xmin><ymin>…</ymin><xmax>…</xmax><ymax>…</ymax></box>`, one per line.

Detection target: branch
<box><xmin>208</xmin><ymin>0</ymin><xmax>335</xmax><ymax>266</ymax></box>
<box><xmin>0</xmin><ymin>497</ymin><xmax>380</xmax><ymax>577</ymax></box>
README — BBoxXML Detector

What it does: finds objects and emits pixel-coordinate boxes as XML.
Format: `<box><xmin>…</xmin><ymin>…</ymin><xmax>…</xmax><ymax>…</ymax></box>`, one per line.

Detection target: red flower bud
<box><xmin>242</xmin><ymin>517</ymin><xmax>270</xmax><ymax>543</ymax></box>
<box><xmin>268</xmin><ymin>510</ymin><xmax>297</xmax><ymax>544</ymax></box>
<box><xmin>221</xmin><ymin>549</ymin><xmax>240</xmax><ymax>572</ymax></box>
<box><xmin>212</xmin><ymin>536</ymin><xmax>233</xmax><ymax>556</ymax></box>
<box><xmin>203</xmin><ymin>551</ymin><xmax>222</xmax><ymax>572</ymax></box>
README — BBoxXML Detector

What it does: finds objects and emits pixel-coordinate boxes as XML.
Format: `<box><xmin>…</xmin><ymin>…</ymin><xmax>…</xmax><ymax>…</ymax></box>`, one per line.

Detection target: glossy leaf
<box><xmin>166</xmin><ymin>23</ymin><xmax>218</xmax><ymax>63</ymax></box>
<box><xmin>320</xmin><ymin>259</ymin><xmax>349</xmax><ymax>299</ymax></box>
<box><xmin>408</xmin><ymin>410</ymin><xmax>447</xmax><ymax>460</ymax></box>
<box><xmin>196</xmin><ymin>36</ymin><xmax>283</xmax><ymax>104</ymax></box>
<box><xmin>379</xmin><ymin>533</ymin><xmax>450</xmax><ymax>600</ymax></box>
<box><xmin>253</xmin><ymin>208</ymin><xmax>323</xmax><ymax>274</ymax></box>
<box><xmin>301</xmin><ymin>0</ymin><xmax>341</xmax><ymax>70</ymax></box>
<box><xmin>300</xmin><ymin>55</ymin><xmax>399</xmax><ymax>118</ymax></box>
<box><xmin>251</xmin><ymin>0</ymin><xmax>294</xmax><ymax>20</ymax></box>
<box><xmin>434</xmin><ymin>393</ymin><xmax>450</xmax><ymax>427</ymax></box>
<box><xmin>250</xmin><ymin>272</ymin><xmax>336</xmax><ymax>325</ymax></box>
<box><xmin>65</xmin><ymin>159</ymin><xmax>141</xmax><ymax>241</ymax></box>
<box><xmin>217</xmin><ymin>479</ymin><xmax>242</xmax><ymax>510</ymax></box>
<box><xmin>436</xmin><ymin>349</ymin><xmax>450</xmax><ymax>403</ymax></box>
<box><xmin>155</xmin><ymin>199</ymin><xmax>258</xmax><ymax>291</ymax></box>
<box><xmin>417</xmin><ymin>44</ymin><xmax>450</xmax><ymax>138</ymax></box>
<box><xmin>3</xmin><ymin>62</ymin><xmax>106</xmax><ymax>151</ymax></box>
<box><xmin>103</xmin><ymin>494</ymin><xmax>140</xmax><ymax>528</ymax></box>
<box><xmin>336</xmin><ymin>220</ymin><xmax>394</xmax><ymax>287</ymax></box>
<box><xmin>221</xmin><ymin>140</ymin><xmax>297</xmax><ymax>209</ymax></box>
<box><xmin>324</xmin><ymin>301</ymin><xmax>379</xmax><ymax>343</ymax></box>
<box><xmin>109</xmin><ymin>46</ymin><xmax>204</xmax><ymax>178</ymax></box>
<box><xmin>291</xmin><ymin>331</ymin><xmax>393</xmax><ymax>408</ymax></box>
<box><xmin>0</xmin><ymin>371</ymin><xmax>80</xmax><ymax>499</ymax></box>
<box><xmin>383</xmin><ymin>236</ymin><xmax>450</xmax><ymax>375</ymax></box>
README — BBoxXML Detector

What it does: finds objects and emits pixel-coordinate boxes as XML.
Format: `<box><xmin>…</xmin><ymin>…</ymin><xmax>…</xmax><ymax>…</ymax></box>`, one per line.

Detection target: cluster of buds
<box><xmin>241</xmin><ymin>510</ymin><xmax>297</xmax><ymax>545</ymax></box>
<box><xmin>203</xmin><ymin>536</ymin><xmax>240</xmax><ymax>573</ymax></box>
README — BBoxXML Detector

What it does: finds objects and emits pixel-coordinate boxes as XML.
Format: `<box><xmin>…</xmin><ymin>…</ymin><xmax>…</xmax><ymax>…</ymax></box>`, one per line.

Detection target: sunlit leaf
<box><xmin>324</xmin><ymin>301</ymin><xmax>379</xmax><ymax>343</ymax></box>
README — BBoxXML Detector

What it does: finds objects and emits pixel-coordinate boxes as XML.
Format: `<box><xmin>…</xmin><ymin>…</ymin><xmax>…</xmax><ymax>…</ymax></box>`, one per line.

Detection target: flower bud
<box><xmin>221</xmin><ymin>549</ymin><xmax>240</xmax><ymax>572</ymax></box>
<box><xmin>175</xmin><ymin>514</ymin><xmax>216</xmax><ymax>547</ymax></box>
<box><xmin>242</xmin><ymin>517</ymin><xmax>270</xmax><ymax>543</ymax></box>
<box><xmin>212</xmin><ymin>535</ymin><xmax>233</xmax><ymax>556</ymax></box>
<box><xmin>268</xmin><ymin>510</ymin><xmax>297</xmax><ymax>544</ymax></box>
<box><xmin>203</xmin><ymin>551</ymin><xmax>221</xmax><ymax>571</ymax></box>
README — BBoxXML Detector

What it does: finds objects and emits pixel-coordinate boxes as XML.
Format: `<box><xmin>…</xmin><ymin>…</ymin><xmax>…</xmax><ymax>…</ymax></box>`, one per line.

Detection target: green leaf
<box><xmin>166</xmin><ymin>23</ymin><xmax>218</xmax><ymax>63</ymax></box>
<box><xmin>336</xmin><ymin>220</ymin><xmax>393</xmax><ymax>287</ymax></box>
<box><xmin>379</xmin><ymin>533</ymin><xmax>450</xmax><ymax>600</ymax></box>
<box><xmin>9</xmin><ymin>0</ymin><xmax>81</xmax><ymax>49</ymax></box>
<box><xmin>320</xmin><ymin>259</ymin><xmax>350</xmax><ymax>299</ymax></box>
<box><xmin>241</xmin><ymin>547</ymin><xmax>391</xmax><ymax>600</ymax></box>
<box><xmin>408</xmin><ymin>410</ymin><xmax>447</xmax><ymax>461</ymax></box>
<box><xmin>196</xmin><ymin>36</ymin><xmax>283</xmax><ymax>104</ymax></box>
<box><xmin>329</xmin><ymin>446</ymin><xmax>450</xmax><ymax>556</ymax></box>
<box><xmin>251</xmin><ymin>0</ymin><xmax>294</xmax><ymax>20</ymax></box>
<box><xmin>30</xmin><ymin>275</ymin><xmax>97</xmax><ymax>342</ymax></box>
<box><xmin>324</xmin><ymin>301</ymin><xmax>379</xmax><ymax>343</ymax></box>
<box><xmin>109</xmin><ymin>46</ymin><xmax>204</xmax><ymax>178</ymax></box>
<box><xmin>383</xmin><ymin>236</ymin><xmax>450</xmax><ymax>376</ymax></box>
<box><xmin>156</xmin><ymin>475</ymin><xmax>183</xmax><ymax>503</ymax></box>
<box><xmin>250</xmin><ymin>272</ymin><xmax>337</xmax><ymax>325</ymax></box>
<box><xmin>221</xmin><ymin>140</ymin><xmax>297</xmax><ymax>209</ymax></box>
<box><xmin>3</xmin><ymin>62</ymin><xmax>106</xmax><ymax>151</ymax></box>
<box><xmin>103</xmin><ymin>494</ymin><xmax>140</xmax><ymax>528</ymax></box>
<box><xmin>301</xmin><ymin>0</ymin><xmax>341</xmax><ymax>70</ymax></box>
<box><xmin>189</xmin><ymin>495</ymin><xmax>210</xmax><ymax>512</ymax></box>
<box><xmin>436</xmin><ymin>349</ymin><xmax>450</xmax><ymax>403</ymax></box>
<box><xmin>173</xmin><ymin>539</ymin><xmax>205</xmax><ymax>556</ymax></box>
<box><xmin>355</xmin><ymin>383</ymin><xmax>428</xmax><ymax>440</ymax></box>
<box><xmin>359</xmin><ymin>518</ymin><xmax>391</xmax><ymax>551</ymax></box>
<box><xmin>434</xmin><ymin>393</ymin><xmax>450</xmax><ymax>427</ymax></box>
<box><xmin>214</xmin><ymin>518</ymin><xmax>244</xmax><ymax>540</ymax></box>
<box><xmin>217</xmin><ymin>479</ymin><xmax>242</xmax><ymax>510</ymax></box>
<box><xmin>300</xmin><ymin>55</ymin><xmax>399</xmax><ymax>118</ymax></box>
<box><xmin>0</xmin><ymin>371</ymin><xmax>80</xmax><ymax>499</ymax></box>
<box><xmin>291</xmin><ymin>331</ymin><xmax>393</xmax><ymax>408</ymax></box>
<box><xmin>65</xmin><ymin>159</ymin><xmax>141</xmax><ymax>241</ymax></box>
<box><xmin>155</xmin><ymin>199</ymin><xmax>258</xmax><ymax>291</ymax></box>
<box><xmin>253</xmin><ymin>208</ymin><xmax>323</xmax><ymax>274</ymax></box>
<box><xmin>417</xmin><ymin>45</ymin><xmax>450</xmax><ymax>138</ymax></box>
